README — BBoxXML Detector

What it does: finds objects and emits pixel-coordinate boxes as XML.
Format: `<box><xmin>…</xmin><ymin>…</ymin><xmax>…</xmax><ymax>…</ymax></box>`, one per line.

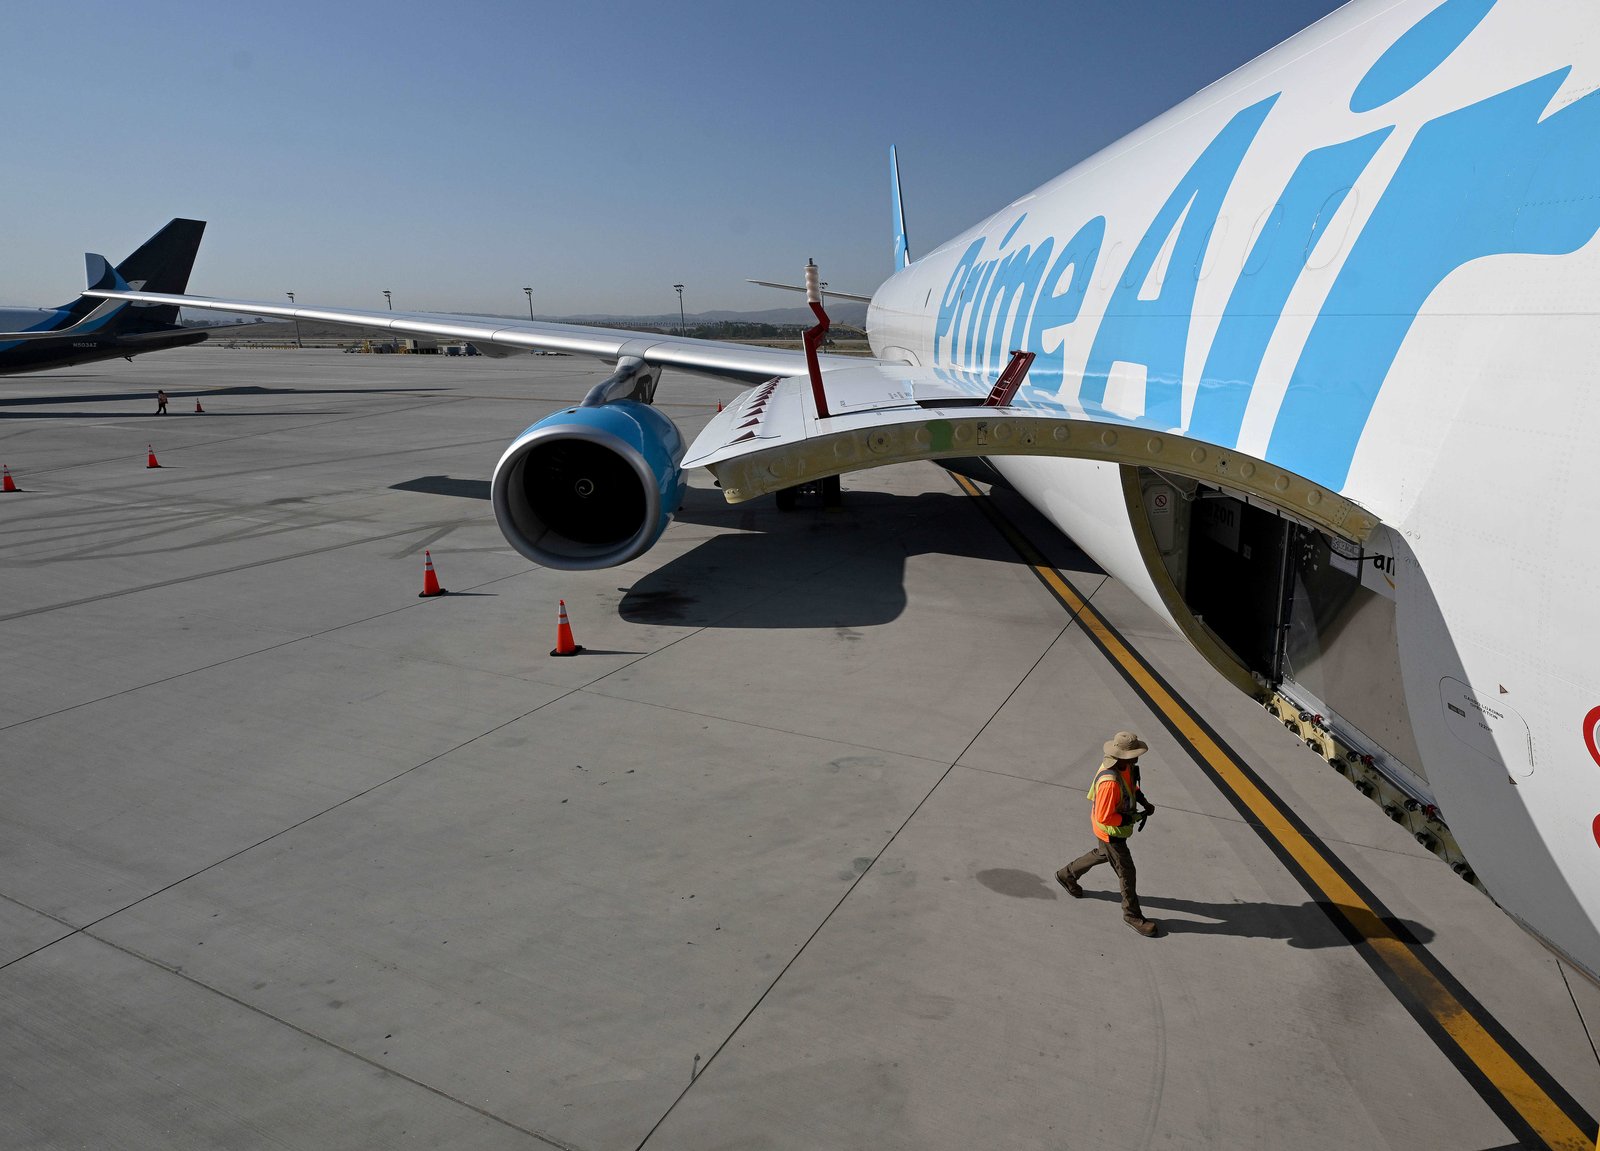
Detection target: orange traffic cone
<box><xmin>418</xmin><ymin>549</ymin><xmax>447</xmax><ymax>597</ymax></box>
<box><xmin>195</xmin><ymin>397</ymin><xmax>205</xmax><ymax>414</ymax></box>
<box><xmin>146</xmin><ymin>445</ymin><xmax>162</xmax><ymax>469</ymax></box>
<box><xmin>716</xmin><ymin>400</ymin><xmax>723</xmax><ymax>412</ymax></box>
<box><xmin>550</xmin><ymin>599</ymin><xmax>584</xmax><ymax>656</ymax></box>
<box><xmin>2</xmin><ymin>465</ymin><xmax>17</xmax><ymax>492</ymax></box>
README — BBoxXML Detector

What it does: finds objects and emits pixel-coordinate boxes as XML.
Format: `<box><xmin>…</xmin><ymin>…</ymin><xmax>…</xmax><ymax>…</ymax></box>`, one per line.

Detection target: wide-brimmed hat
<box><xmin>1103</xmin><ymin>731</ymin><xmax>1149</xmax><ymax>759</ymax></box>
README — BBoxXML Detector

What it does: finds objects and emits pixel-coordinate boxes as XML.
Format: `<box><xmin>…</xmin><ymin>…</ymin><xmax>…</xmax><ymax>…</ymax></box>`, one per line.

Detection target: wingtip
<box><xmin>83</xmin><ymin>252</ymin><xmax>126</xmax><ymax>292</ymax></box>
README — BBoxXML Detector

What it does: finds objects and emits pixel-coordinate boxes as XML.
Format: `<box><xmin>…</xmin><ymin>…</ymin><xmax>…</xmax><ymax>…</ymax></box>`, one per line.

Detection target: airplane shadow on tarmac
<box><xmin>620</xmin><ymin>485</ymin><xmax>1103</xmax><ymax>629</ymax></box>
<box><xmin>389</xmin><ymin>474</ymin><xmax>1105</xmax><ymax>630</ymax></box>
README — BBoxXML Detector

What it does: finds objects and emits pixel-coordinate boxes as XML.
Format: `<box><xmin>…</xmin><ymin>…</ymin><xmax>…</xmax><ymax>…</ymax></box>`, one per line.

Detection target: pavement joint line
<box><xmin>953</xmin><ymin>473</ymin><xmax>1599</xmax><ymax>1151</ymax></box>
<box><xmin>87</xmin><ymin>428</ymin><xmax>513</xmax><ymax>494</ymax></box>
<box><xmin>5</xmin><ymin>394</ymin><xmax>471</xmax><ymax>479</ymax></box>
<box><xmin>0</xmin><ymin>558</ymin><xmax>534</xmax><ymax>733</ymax></box>
<box><xmin>18</xmin><ymin>511</ymin><xmax>408</xmax><ymax>567</ymax></box>
<box><xmin>3</xmin><ymin>422</ymin><xmax>510</xmax><ymax>509</ymax></box>
<box><xmin>0</xmin><ymin>889</ymin><xmax>79</xmax><ymax>934</ymax></box>
<box><xmin>579</xmin><ymin>527</ymin><xmax>1054</xmax><ymax>767</ymax></box>
<box><xmin>632</xmin><ymin>621</ymin><xmax>1073</xmax><ymax>1149</ymax></box>
<box><xmin>0</xmin><ymin>567</ymin><xmax>736</xmax><ymax>1144</ymax></box>
<box><xmin>1557</xmin><ymin>960</ymin><xmax>1600</xmax><ymax>1077</ymax></box>
<box><xmin>0</xmin><ymin>522</ymin><xmax>449</xmax><ymax>628</ymax></box>
<box><xmin>2</xmin><ymin>586</ymin><xmax>716</xmax><ymax>973</ymax></box>
<box><xmin>1</xmin><ymin>678</ymin><xmax>591</xmax><ymax>977</ymax></box>
<box><xmin>577</xmin><ymin>687</ymin><xmax>954</xmax><ymax>770</ymax></box>
<box><xmin>74</xmin><ymin>930</ymin><xmax>582</xmax><ymax>1151</ymax></box>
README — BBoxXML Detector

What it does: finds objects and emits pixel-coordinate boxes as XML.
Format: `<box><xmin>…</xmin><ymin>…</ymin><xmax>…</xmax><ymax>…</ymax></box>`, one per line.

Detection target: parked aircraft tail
<box><xmin>58</xmin><ymin>218</ymin><xmax>206</xmax><ymax>326</ymax></box>
<box><xmin>0</xmin><ymin>218</ymin><xmax>210</xmax><ymax>371</ymax></box>
<box><xmin>890</xmin><ymin>145</ymin><xmax>911</xmax><ymax>270</ymax></box>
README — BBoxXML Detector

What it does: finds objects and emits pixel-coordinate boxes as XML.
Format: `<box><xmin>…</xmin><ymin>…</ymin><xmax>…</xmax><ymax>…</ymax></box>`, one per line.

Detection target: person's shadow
<box><xmin>973</xmin><ymin>869</ymin><xmax>1434</xmax><ymax>949</ymax></box>
<box><xmin>1087</xmin><ymin>891</ymin><xmax>1435</xmax><ymax>949</ymax></box>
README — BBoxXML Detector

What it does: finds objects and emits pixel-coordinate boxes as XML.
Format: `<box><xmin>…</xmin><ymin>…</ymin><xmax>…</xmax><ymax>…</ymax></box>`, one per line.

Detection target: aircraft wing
<box><xmin>82</xmin><ymin>288</ymin><xmax>869</xmax><ymax>385</ymax></box>
<box><xmin>746</xmin><ymin>278</ymin><xmax>873</xmax><ymax>303</ymax></box>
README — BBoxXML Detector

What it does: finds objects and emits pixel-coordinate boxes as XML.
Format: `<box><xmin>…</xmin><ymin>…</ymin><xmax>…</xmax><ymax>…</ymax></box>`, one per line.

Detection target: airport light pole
<box><xmin>381</xmin><ymin>290</ymin><xmax>394</xmax><ymax>353</ymax></box>
<box><xmin>524</xmin><ymin>287</ymin><xmax>534</xmax><ymax>323</ymax></box>
<box><xmin>286</xmin><ymin>292</ymin><xmax>303</xmax><ymax>349</ymax></box>
<box><xmin>674</xmin><ymin>284</ymin><xmax>685</xmax><ymax>336</ymax></box>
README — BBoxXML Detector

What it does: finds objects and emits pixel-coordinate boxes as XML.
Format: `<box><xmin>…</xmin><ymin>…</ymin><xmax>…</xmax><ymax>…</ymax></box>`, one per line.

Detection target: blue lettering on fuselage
<box><xmin>924</xmin><ymin>0</ymin><xmax>1600</xmax><ymax>492</ymax></box>
<box><xmin>934</xmin><ymin>236</ymin><xmax>987</xmax><ymax>361</ymax></box>
<box><xmin>1267</xmin><ymin>68</ymin><xmax>1600</xmax><ymax>487</ymax></box>
<box><xmin>1025</xmin><ymin>215</ymin><xmax>1106</xmax><ymax>392</ymax></box>
<box><xmin>1350</xmin><ymin>0</ymin><xmax>1498</xmax><ymax>113</ymax></box>
<box><xmin>1079</xmin><ymin>96</ymin><xmax>1276</xmax><ymax>428</ymax></box>
<box><xmin>975</xmin><ymin>222</ymin><xmax>1054</xmax><ymax>375</ymax></box>
<box><xmin>1188</xmin><ymin>126</ymin><xmax>1392</xmax><ymax>446</ymax></box>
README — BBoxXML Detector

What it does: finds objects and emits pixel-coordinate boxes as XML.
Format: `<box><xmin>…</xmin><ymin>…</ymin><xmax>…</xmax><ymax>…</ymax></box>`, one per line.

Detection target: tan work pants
<box><xmin>1062</xmin><ymin>837</ymin><xmax>1144</xmax><ymax>922</ymax></box>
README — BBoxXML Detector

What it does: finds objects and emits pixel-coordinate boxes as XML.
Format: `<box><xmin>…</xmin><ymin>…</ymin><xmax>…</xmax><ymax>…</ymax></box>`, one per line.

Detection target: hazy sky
<box><xmin>2</xmin><ymin>1</ymin><xmax>1347</xmax><ymax>316</ymax></box>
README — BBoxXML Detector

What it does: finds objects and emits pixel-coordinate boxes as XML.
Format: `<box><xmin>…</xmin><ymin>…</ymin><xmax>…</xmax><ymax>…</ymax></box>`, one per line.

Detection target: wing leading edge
<box><xmin>82</xmin><ymin>288</ymin><xmax>874</xmax><ymax>386</ymax></box>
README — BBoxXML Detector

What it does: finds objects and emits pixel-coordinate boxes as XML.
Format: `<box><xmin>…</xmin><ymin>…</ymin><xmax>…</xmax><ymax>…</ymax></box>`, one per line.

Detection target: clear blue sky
<box><xmin>1</xmin><ymin>1</ymin><xmax>1347</xmax><ymax>317</ymax></box>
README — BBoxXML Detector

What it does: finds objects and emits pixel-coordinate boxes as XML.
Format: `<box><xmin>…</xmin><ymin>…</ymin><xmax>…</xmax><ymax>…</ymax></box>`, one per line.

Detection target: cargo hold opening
<box><xmin>1132</xmin><ymin>467</ymin><xmax>1426</xmax><ymax>787</ymax></box>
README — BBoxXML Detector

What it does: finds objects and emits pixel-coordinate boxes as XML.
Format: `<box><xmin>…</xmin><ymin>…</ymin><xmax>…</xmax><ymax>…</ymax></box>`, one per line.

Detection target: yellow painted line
<box><xmin>955</xmin><ymin>476</ymin><xmax>1594</xmax><ymax>1151</ymax></box>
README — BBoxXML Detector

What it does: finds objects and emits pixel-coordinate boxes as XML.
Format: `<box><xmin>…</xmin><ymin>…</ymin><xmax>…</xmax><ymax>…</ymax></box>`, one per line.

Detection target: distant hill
<box><xmin>540</xmin><ymin>303</ymin><xmax>869</xmax><ymax>328</ymax></box>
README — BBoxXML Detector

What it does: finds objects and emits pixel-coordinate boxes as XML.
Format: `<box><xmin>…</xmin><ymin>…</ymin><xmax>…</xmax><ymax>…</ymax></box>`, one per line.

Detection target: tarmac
<box><xmin>2</xmin><ymin>346</ymin><xmax>1598</xmax><ymax>1150</ymax></box>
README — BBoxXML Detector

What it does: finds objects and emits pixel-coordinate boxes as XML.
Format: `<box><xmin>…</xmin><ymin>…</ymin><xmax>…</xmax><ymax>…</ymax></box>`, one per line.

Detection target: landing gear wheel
<box><xmin>774</xmin><ymin>476</ymin><xmax>842</xmax><ymax>511</ymax></box>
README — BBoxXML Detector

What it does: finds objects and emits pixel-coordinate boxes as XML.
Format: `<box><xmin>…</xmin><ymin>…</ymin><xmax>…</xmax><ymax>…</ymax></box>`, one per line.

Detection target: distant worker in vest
<box><xmin>155</xmin><ymin>388</ymin><xmax>168</xmax><ymax>415</ymax></box>
<box><xmin>1057</xmin><ymin>731</ymin><xmax>1160</xmax><ymax>937</ymax></box>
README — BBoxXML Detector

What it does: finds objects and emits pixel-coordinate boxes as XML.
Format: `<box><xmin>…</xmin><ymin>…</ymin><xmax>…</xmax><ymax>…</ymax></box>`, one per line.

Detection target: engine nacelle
<box><xmin>491</xmin><ymin>401</ymin><xmax>686</xmax><ymax>570</ymax></box>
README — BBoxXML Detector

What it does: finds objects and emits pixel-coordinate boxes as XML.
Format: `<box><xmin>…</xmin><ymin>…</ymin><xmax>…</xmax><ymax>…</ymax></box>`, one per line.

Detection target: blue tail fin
<box><xmin>890</xmin><ymin>145</ymin><xmax>911</xmax><ymax>270</ymax></box>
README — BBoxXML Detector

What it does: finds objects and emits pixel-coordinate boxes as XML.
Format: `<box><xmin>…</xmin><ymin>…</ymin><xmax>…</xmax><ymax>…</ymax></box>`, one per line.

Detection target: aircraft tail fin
<box><xmin>59</xmin><ymin>219</ymin><xmax>206</xmax><ymax>326</ymax></box>
<box><xmin>116</xmin><ymin>218</ymin><xmax>206</xmax><ymax>295</ymax></box>
<box><xmin>891</xmin><ymin>145</ymin><xmax>911</xmax><ymax>270</ymax></box>
<box><xmin>115</xmin><ymin>218</ymin><xmax>205</xmax><ymax>327</ymax></box>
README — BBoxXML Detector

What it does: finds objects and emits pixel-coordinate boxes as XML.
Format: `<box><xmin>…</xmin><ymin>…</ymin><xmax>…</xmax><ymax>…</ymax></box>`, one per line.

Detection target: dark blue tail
<box><xmin>60</xmin><ymin>218</ymin><xmax>205</xmax><ymax>325</ymax></box>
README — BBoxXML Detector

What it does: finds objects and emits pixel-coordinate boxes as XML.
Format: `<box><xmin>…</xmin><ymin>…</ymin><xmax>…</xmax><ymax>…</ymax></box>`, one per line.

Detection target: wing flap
<box><xmin>686</xmin><ymin>363</ymin><xmax>1378</xmax><ymax>544</ymax></box>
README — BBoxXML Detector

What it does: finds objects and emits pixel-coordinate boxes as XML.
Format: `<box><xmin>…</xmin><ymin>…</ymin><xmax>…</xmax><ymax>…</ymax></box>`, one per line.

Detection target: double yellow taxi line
<box><xmin>953</xmin><ymin>475</ymin><xmax>1596</xmax><ymax>1151</ymax></box>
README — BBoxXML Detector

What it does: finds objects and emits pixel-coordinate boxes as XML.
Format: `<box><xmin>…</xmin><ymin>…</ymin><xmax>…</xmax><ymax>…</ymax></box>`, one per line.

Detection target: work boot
<box><xmin>1125</xmin><ymin>917</ymin><xmax>1159</xmax><ymax>937</ymax></box>
<box><xmin>1055</xmin><ymin>869</ymin><xmax>1083</xmax><ymax>898</ymax></box>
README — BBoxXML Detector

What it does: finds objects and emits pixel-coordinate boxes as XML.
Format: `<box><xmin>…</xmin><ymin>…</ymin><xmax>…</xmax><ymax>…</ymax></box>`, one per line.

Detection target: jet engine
<box><xmin>491</xmin><ymin>400</ymin><xmax>686</xmax><ymax>570</ymax></box>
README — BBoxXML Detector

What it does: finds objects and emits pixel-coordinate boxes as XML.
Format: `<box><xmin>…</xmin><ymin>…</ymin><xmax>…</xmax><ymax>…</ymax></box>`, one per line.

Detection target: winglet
<box><xmin>890</xmin><ymin>145</ymin><xmax>911</xmax><ymax>271</ymax></box>
<box><xmin>84</xmin><ymin>253</ymin><xmax>128</xmax><ymax>293</ymax></box>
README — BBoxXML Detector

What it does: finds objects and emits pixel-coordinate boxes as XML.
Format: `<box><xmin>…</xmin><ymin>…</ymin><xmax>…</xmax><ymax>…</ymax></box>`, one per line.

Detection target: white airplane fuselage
<box><xmin>867</xmin><ymin>0</ymin><xmax>1600</xmax><ymax>976</ymax></box>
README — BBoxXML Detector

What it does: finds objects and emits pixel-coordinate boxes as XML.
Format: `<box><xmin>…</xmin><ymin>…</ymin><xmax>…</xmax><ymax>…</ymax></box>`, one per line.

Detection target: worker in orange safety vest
<box><xmin>1056</xmin><ymin>731</ymin><xmax>1160</xmax><ymax>937</ymax></box>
